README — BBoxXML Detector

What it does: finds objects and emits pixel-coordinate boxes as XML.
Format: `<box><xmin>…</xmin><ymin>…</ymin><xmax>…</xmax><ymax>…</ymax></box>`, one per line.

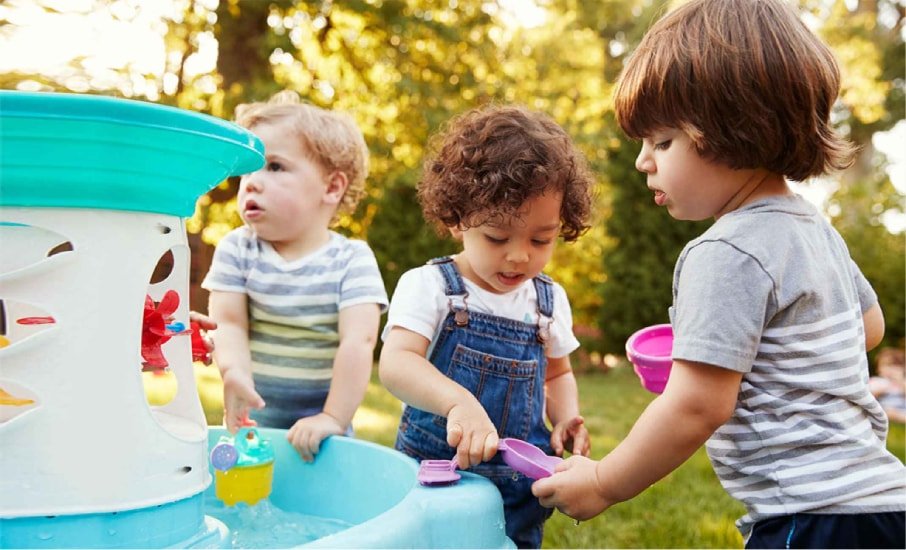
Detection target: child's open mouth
<box><xmin>653</xmin><ymin>190</ymin><xmax>666</xmax><ymax>206</ymax></box>
<box><xmin>243</xmin><ymin>200</ymin><xmax>264</xmax><ymax>219</ymax></box>
<box><xmin>497</xmin><ymin>273</ymin><xmax>524</xmax><ymax>286</ymax></box>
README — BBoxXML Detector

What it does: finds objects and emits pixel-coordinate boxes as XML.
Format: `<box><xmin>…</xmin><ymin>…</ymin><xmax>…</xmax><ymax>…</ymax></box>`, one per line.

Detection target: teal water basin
<box><xmin>206</xmin><ymin>428</ymin><xmax>515</xmax><ymax>548</ymax></box>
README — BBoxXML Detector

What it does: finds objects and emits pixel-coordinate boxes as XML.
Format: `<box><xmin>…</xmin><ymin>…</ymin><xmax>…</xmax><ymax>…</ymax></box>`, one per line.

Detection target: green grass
<box><xmin>353</xmin><ymin>365</ymin><xmax>906</xmax><ymax>549</ymax></box>
<box><xmin>178</xmin><ymin>363</ymin><xmax>906</xmax><ymax>548</ymax></box>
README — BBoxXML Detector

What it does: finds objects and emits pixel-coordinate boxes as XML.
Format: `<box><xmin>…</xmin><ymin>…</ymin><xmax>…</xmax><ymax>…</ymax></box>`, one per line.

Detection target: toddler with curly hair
<box><xmin>379</xmin><ymin>104</ymin><xmax>594</xmax><ymax>548</ymax></box>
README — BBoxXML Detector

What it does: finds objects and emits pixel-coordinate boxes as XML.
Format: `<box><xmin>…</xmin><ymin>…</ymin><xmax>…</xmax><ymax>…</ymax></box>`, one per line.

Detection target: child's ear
<box><xmin>323</xmin><ymin>171</ymin><xmax>349</xmax><ymax>205</ymax></box>
<box><xmin>448</xmin><ymin>226</ymin><xmax>464</xmax><ymax>240</ymax></box>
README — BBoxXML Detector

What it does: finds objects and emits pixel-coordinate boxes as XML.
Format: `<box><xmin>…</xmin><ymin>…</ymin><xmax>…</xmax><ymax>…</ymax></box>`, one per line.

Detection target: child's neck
<box><xmin>270</xmin><ymin>228</ymin><xmax>331</xmax><ymax>262</ymax></box>
<box><xmin>716</xmin><ymin>170</ymin><xmax>789</xmax><ymax>219</ymax></box>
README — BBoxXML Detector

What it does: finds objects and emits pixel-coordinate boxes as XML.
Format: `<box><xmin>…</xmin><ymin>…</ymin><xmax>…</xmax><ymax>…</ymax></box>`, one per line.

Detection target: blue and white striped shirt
<box><xmin>202</xmin><ymin>227</ymin><xmax>388</xmax><ymax>397</ymax></box>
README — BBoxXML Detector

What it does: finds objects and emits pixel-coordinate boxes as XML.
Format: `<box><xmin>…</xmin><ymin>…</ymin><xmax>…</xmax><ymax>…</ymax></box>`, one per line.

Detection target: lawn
<box><xmin>148</xmin><ymin>363</ymin><xmax>906</xmax><ymax>549</ymax></box>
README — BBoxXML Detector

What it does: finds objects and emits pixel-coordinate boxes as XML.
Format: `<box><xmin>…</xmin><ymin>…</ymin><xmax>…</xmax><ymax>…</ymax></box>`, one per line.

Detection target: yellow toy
<box><xmin>210</xmin><ymin>428</ymin><xmax>275</xmax><ymax>507</ymax></box>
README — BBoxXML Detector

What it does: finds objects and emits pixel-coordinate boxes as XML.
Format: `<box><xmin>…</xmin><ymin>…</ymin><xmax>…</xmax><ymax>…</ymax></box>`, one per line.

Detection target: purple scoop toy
<box><xmin>497</xmin><ymin>438</ymin><xmax>562</xmax><ymax>479</ymax></box>
<box><xmin>626</xmin><ymin>323</ymin><xmax>674</xmax><ymax>394</ymax></box>
<box><xmin>417</xmin><ymin>438</ymin><xmax>563</xmax><ymax>486</ymax></box>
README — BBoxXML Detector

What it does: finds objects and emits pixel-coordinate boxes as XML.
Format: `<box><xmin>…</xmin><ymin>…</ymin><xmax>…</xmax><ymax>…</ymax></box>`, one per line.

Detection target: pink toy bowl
<box><xmin>625</xmin><ymin>324</ymin><xmax>673</xmax><ymax>394</ymax></box>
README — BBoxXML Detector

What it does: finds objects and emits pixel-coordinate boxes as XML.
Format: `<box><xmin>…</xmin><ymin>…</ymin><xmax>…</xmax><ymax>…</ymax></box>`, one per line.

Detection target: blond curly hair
<box><xmin>235</xmin><ymin>91</ymin><xmax>369</xmax><ymax>222</ymax></box>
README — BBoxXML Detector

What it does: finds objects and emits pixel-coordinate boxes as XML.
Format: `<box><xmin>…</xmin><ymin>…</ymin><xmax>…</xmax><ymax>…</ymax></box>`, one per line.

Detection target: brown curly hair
<box><xmin>418</xmin><ymin>104</ymin><xmax>594</xmax><ymax>242</ymax></box>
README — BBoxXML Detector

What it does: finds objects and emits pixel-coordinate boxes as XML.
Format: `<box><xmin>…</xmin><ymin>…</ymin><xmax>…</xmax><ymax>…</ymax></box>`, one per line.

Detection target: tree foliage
<box><xmin>3</xmin><ymin>0</ymin><xmax>902</xmax><ymax>355</ymax></box>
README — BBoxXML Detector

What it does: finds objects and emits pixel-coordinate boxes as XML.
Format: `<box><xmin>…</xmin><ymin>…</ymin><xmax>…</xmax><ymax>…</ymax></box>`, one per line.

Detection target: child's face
<box><xmin>635</xmin><ymin>129</ymin><xmax>755</xmax><ymax>221</ymax></box>
<box><xmin>879</xmin><ymin>363</ymin><xmax>906</xmax><ymax>384</ymax></box>
<box><xmin>238</xmin><ymin>121</ymin><xmax>330</xmax><ymax>247</ymax></box>
<box><xmin>451</xmin><ymin>191</ymin><xmax>562</xmax><ymax>294</ymax></box>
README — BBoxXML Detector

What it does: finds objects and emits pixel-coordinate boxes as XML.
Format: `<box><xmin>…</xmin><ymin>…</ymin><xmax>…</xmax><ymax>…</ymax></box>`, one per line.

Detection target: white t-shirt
<box><xmin>382</xmin><ymin>263</ymin><xmax>580</xmax><ymax>359</ymax></box>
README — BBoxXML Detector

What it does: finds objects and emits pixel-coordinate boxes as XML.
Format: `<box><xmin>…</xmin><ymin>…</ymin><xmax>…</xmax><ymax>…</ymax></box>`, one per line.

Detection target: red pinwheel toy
<box><xmin>141</xmin><ymin>291</ymin><xmax>211</xmax><ymax>371</ymax></box>
<box><xmin>141</xmin><ymin>290</ymin><xmax>183</xmax><ymax>371</ymax></box>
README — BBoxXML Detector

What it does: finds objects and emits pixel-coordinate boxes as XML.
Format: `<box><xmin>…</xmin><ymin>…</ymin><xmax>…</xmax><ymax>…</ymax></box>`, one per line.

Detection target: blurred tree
<box><xmin>830</xmin><ymin>173</ymin><xmax>906</xmax><ymax>355</ymax></box>
<box><xmin>579</xmin><ymin>0</ymin><xmax>905</xmax><ymax>354</ymax></box>
<box><xmin>815</xmin><ymin>0</ymin><xmax>905</xmax><ymax>351</ymax></box>
<box><xmin>2</xmin><ymin>0</ymin><xmax>902</xmax><ymax>353</ymax></box>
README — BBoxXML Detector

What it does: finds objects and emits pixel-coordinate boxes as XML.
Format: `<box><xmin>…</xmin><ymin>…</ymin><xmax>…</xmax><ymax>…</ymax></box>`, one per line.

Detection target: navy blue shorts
<box><xmin>746</xmin><ymin>511</ymin><xmax>905</xmax><ymax>549</ymax></box>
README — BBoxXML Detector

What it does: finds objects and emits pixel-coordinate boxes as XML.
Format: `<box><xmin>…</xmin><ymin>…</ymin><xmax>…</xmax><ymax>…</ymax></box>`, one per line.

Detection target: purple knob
<box><xmin>210</xmin><ymin>443</ymin><xmax>238</xmax><ymax>471</ymax></box>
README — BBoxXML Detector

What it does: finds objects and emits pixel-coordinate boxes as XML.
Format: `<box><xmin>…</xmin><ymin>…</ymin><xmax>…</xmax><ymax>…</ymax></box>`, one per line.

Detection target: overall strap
<box><xmin>427</xmin><ymin>256</ymin><xmax>468</xmax><ymax>297</ymax></box>
<box><xmin>532</xmin><ymin>273</ymin><xmax>554</xmax><ymax>317</ymax></box>
<box><xmin>533</xmin><ymin>273</ymin><xmax>555</xmax><ymax>345</ymax></box>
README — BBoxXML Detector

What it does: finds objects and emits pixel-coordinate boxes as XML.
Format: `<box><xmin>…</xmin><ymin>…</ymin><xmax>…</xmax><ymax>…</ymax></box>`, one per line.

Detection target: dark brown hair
<box><xmin>614</xmin><ymin>0</ymin><xmax>855</xmax><ymax>181</ymax></box>
<box><xmin>418</xmin><ymin>104</ymin><xmax>594</xmax><ymax>241</ymax></box>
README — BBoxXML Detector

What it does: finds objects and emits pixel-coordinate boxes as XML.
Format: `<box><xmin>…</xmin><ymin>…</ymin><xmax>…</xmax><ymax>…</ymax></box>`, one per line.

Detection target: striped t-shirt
<box><xmin>670</xmin><ymin>194</ymin><xmax>905</xmax><ymax>539</ymax></box>
<box><xmin>202</xmin><ymin>227</ymin><xmax>388</xmax><ymax>420</ymax></box>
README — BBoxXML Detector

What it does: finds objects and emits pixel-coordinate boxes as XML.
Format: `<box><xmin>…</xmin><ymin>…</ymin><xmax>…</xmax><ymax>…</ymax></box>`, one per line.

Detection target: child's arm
<box><xmin>286</xmin><ymin>303</ymin><xmax>381</xmax><ymax>461</ymax></box>
<box><xmin>208</xmin><ymin>290</ymin><xmax>264</xmax><ymax>433</ymax></box>
<box><xmin>863</xmin><ymin>303</ymin><xmax>885</xmax><ymax>352</ymax></box>
<box><xmin>532</xmin><ymin>359</ymin><xmax>742</xmax><ymax>520</ymax></box>
<box><xmin>379</xmin><ymin>326</ymin><xmax>499</xmax><ymax>467</ymax></box>
<box><xmin>545</xmin><ymin>355</ymin><xmax>590</xmax><ymax>457</ymax></box>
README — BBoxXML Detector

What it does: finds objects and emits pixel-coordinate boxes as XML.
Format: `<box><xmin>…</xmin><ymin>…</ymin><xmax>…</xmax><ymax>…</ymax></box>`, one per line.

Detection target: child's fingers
<box><xmin>566</xmin><ymin>415</ymin><xmax>585</xmax><ymax>432</ymax></box>
<box><xmin>468</xmin><ymin>431</ymin><xmax>488</xmax><ymax>466</ymax></box>
<box><xmin>188</xmin><ymin>311</ymin><xmax>217</xmax><ymax>331</ymax></box>
<box><xmin>287</xmin><ymin>423</ymin><xmax>314</xmax><ymax>462</ymax></box>
<box><xmin>446</xmin><ymin>421</ymin><xmax>464</xmax><ymax>449</ymax></box>
<box><xmin>456</xmin><ymin>432</ymin><xmax>473</xmax><ymax>468</ymax></box>
<box><xmin>239</xmin><ymin>415</ymin><xmax>257</xmax><ymax>427</ymax></box>
<box><xmin>238</xmin><ymin>386</ymin><xmax>266</xmax><ymax>410</ymax></box>
<box><xmin>571</xmin><ymin>429</ymin><xmax>590</xmax><ymax>456</ymax></box>
<box><xmin>225</xmin><ymin>412</ymin><xmax>243</xmax><ymax>434</ymax></box>
<box><xmin>550</xmin><ymin>422</ymin><xmax>569</xmax><ymax>456</ymax></box>
<box><xmin>482</xmin><ymin>431</ymin><xmax>500</xmax><ymax>462</ymax></box>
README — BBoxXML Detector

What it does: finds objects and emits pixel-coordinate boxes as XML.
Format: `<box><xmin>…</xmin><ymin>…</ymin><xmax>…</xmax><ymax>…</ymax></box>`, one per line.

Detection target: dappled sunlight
<box><xmin>352</xmin><ymin>406</ymin><xmax>401</xmax><ymax>434</ymax></box>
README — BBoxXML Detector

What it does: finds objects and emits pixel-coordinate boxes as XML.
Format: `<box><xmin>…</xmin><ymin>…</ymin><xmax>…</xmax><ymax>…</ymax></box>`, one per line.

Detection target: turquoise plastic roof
<box><xmin>0</xmin><ymin>91</ymin><xmax>264</xmax><ymax>217</ymax></box>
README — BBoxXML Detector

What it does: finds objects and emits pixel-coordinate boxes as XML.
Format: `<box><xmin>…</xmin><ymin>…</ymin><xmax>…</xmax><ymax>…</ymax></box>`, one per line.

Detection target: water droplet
<box><xmin>37</xmin><ymin>533</ymin><xmax>53</xmax><ymax>541</ymax></box>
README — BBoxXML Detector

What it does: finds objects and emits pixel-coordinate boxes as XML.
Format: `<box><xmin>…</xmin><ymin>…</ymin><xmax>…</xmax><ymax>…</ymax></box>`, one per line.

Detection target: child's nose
<box><xmin>505</xmin><ymin>243</ymin><xmax>530</xmax><ymax>264</ymax></box>
<box><xmin>635</xmin><ymin>148</ymin><xmax>655</xmax><ymax>174</ymax></box>
<box><xmin>241</xmin><ymin>172</ymin><xmax>263</xmax><ymax>192</ymax></box>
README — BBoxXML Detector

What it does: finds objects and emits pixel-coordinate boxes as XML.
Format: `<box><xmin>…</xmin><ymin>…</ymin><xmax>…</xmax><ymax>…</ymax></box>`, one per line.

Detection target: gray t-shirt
<box><xmin>670</xmin><ymin>194</ymin><xmax>905</xmax><ymax>539</ymax></box>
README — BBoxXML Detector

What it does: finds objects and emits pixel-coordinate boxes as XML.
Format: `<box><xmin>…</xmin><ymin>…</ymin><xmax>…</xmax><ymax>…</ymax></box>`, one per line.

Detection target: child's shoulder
<box><xmin>326</xmin><ymin>231</ymin><xmax>378</xmax><ymax>257</ymax></box>
<box><xmin>687</xmin><ymin>195</ymin><xmax>821</xmax><ymax>255</ymax></box>
<box><xmin>222</xmin><ymin>225</ymin><xmax>255</xmax><ymax>242</ymax></box>
<box><xmin>215</xmin><ymin>225</ymin><xmax>261</xmax><ymax>253</ymax></box>
<box><xmin>400</xmin><ymin>262</ymin><xmax>444</xmax><ymax>283</ymax></box>
<box><xmin>391</xmin><ymin>263</ymin><xmax>445</xmax><ymax>300</ymax></box>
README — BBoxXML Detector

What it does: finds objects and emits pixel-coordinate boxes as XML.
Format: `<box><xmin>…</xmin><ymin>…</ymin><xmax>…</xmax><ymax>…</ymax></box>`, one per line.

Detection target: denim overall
<box><xmin>395</xmin><ymin>257</ymin><xmax>555</xmax><ymax>548</ymax></box>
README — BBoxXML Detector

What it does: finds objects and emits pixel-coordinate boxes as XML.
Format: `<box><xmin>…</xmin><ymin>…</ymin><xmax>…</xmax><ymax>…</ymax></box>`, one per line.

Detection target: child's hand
<box><xmin>446</xmin><ymin>401</ymin><xmax>499</xmax><ymax>468</ymax></box>
<box><xmin>532</xmin><ymin>455</ymin><xmax>611</xmax><ymax>520</ymax></box>
<box><xmin>287</xmin><ymin>412</ymin><xmax>345</xmax><ymax>463</ymax></box>
<box><xmin>221</xmin><ymin>369</ymin><xmax>264</xmax><ymax>434</ymax></box>
<box><xmin>188</xmin><ymin>311</ymin><xmax>216</xmax><ymax>365</ymax></box>
<box><xmin>551</xmin><ymin>415</ymin><xmax>590</xmax><ymax>457</ymax></box>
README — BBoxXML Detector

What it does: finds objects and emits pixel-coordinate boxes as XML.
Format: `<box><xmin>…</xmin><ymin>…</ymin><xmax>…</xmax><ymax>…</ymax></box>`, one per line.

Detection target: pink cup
<box><xmin>625</xmin><ymin>324</ymin><xmax>673</xmax><ymax>394</ymax></box>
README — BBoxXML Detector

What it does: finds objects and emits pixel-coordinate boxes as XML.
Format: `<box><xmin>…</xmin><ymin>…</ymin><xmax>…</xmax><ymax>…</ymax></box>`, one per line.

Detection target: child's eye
<box><xmin>654</xmin><ymin>140</ymin><xmax>672</xmax><ymax>151</ymax></box>
<box><xmin>484</xmin><ymin>235</ymin><xmax>507</xmax><ymax>244</ymax></box>
<box><xmin>532</xmin><ymin>239</ymin><xmax>553</xmax><ymax>246</ymax></box>
<box><xmin>266</xmin><ymin>161</ymin><xmax>284</xmax><ymax>171</ymax></box>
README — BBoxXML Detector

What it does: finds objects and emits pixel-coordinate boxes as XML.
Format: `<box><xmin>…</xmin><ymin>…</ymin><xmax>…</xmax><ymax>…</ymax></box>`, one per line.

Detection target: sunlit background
<box><xmin>1</xmin><ymin>0</ymin><xmax>903</xmax><ymax>356</ymax></box>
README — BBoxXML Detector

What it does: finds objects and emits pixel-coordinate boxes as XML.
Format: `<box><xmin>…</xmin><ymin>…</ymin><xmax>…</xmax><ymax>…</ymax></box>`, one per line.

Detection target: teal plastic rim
<box><xmin>0</xmin><ymin>91</ymin><xmax>264</xmax><ymax>217</ymax></box>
